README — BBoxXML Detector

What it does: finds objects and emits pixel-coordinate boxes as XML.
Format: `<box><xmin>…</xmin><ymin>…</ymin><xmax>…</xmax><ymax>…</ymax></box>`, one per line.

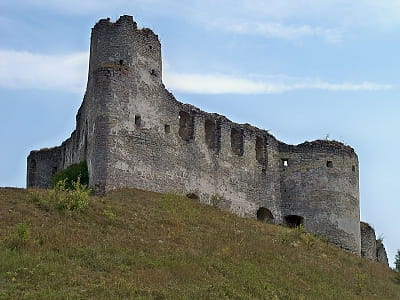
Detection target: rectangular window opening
<box><xmin>327</xmin><ymin>161</ymin><xmax>333</xmax><ymax>168</ymax></box>
<box><xmin>164</xmin><ymin>124</ymin><xmax>171</xmax><ymax>133</ymax></box>
<box><xmin>282</xmin><ymin>159</ymin><xmax>288</xmax><ymax>167</ymax></box>
<box><xmin>135</xmin><ymin>115</ymin><xmax>141</xmax><ymax>126</ymax></box>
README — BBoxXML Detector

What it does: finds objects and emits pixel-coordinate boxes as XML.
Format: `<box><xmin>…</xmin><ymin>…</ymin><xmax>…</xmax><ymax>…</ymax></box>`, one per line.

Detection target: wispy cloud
<box><xmin>0</xmin><ymin>50</ymin><xmax>88</xmax><ymax>93</ymax></box>
<box><xmin>215</xmin><ymin>21</ymin><xmax>342</xmax><ymax>43</ymax></box>
<box><xmin>4</xmin><ymin>0</ymin><xmax>400</xmax><ymax>44</ymax></box>
<box><xmin>164</xmin><ymin>72</ymin><xmax>392</xmax><ymax>94</ymax></box>
<box><xmin>0</xmin><ymin>50</ymin><xmax>392</xmax><ymax>95</ymax></box>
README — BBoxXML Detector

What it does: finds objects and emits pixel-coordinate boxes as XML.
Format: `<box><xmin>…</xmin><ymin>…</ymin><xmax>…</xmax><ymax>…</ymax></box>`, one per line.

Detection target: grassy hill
<box><xmin>0</xmin><ymin>187</ymin><xmax>399</xmax><ymax>299</ymax></box>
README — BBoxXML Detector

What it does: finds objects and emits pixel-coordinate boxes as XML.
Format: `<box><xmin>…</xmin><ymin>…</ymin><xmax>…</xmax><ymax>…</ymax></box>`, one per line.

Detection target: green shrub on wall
<box><xmin>51</xmin><ymin>161</ymin><xmax>89</xmax><ymax>190</ymax></box>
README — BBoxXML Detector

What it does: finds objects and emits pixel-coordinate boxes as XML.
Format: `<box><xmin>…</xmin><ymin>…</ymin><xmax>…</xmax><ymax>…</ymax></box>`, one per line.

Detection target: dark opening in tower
<box><xmin>284</xmin><ymin>215</ymin><xmax>304</xmax><ymax>228</ymax></box>
<box><xmin>256</xmin><ymin>207</ymin><xmax>274</xmax><ymax>223</ymax></box>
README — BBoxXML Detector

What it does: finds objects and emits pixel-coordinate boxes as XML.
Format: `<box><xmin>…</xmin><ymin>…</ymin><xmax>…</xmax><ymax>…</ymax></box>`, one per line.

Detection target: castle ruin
<box><xmin>27</xmin><ymin>15</ymin><xmax>388</xmax><ymax>265</ymax></box>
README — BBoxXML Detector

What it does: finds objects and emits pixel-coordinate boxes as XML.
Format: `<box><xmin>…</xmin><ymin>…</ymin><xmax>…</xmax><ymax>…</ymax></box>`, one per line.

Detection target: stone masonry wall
<box><xmin>28</xmin><ymin>15</ymin><xmax>371</xmax><ymax>257</ymax></box>
<box><xmin>376</xmin><ymin>240</ymin><xmax>389</xmax><ymax>266</ymax></box>
<box><xmin>360</xmin><ymin>222</ymin><xmax>377</xmax><ymax>261</ymax></box>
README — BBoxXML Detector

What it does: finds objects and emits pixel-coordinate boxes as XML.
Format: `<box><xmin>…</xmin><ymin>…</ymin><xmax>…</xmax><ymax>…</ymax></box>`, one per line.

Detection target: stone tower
<box><xmin>28</xmin><ymin>15</ymin><xmax>390</xmax><ymax>261</ymax></box>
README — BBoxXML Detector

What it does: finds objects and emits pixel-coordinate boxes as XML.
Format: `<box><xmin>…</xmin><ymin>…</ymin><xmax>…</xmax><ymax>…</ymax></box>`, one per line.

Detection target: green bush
<box><xmin>53</xmin><ymin>178</ymin><xmax>90</xmax><ymax>212</ymax></box>
<box><xmin>51</xmin><ymin>161</ymin><xmax>89</xmax><ymax>190</ymax></box>
<box><xmin>30</xmin><ymin>177</ymin><xmax>90</xmax><ymax>213</ymax></box>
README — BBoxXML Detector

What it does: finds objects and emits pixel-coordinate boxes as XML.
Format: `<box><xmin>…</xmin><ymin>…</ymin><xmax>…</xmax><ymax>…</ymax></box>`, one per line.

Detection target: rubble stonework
<box><xmin>27</xmin><ymin>15</ymin><xmax>388</xmax><ymax>263</ymax></box>
<box><xmin>376</xmin><ymin>239</ymin><xmax>389</xmax><ymax>265</ymax></box>
<box><xmin>360</xmin><ymin>221</ymin><xmax>389</xmax><ymax>266</ymax></box>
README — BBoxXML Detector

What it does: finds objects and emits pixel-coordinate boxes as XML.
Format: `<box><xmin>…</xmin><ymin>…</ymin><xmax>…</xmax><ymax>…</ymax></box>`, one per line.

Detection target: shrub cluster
<box><xmin>52</xmin><ymin>178</ymin><xmax>90</xmax><ymax>212</ymax></box>
<box><xmin>51</xmin><ymin>161</ymin><xmax>89</xmax><ymax>190</ymax></box>
<box><xmin>31</xmin><ymin>162</ymin><xmax>91</xmax><ymax>214</ymax></box>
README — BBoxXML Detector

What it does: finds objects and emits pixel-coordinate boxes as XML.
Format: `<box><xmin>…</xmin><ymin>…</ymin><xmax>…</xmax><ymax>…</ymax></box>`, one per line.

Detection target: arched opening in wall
<box><xmin>205</xmin><ymin>119</ymin><xmax>216</xmax><ymax>150</ymax></box>
<box><xmin>178</xmin><ymin>111</ymin><xmax>193</xmax><ymax>141</ymax></box>
<box><xmin>186</xmin><ymin>193</ymin><xmax>199</xmax><ymax>200</ymax></box>
<box><xmin>284</xmin><ymin>215</ymin><xmax>304</xmax><ymax>228</ymax></box>
<box><xmin>257</xmin><ymin>207</ymin><xmax>274</xmax><ymax>223</ymax></box>
<box><xmin>255</xmin><ymin>136</ymin><xmax>265</xmax><ymax>163</ymax></box>
<box><xmin>231</xmin><ymin>127</ymin><xmax>244</xmax><ymax>156</ymax></box>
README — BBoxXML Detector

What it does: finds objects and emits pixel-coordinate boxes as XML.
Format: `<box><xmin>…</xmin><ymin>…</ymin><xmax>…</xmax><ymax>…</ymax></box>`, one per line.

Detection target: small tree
<box><xmin>395</xmin><ymin>249</ymin><xmax>400</xmax><ymax>273</ymax></box>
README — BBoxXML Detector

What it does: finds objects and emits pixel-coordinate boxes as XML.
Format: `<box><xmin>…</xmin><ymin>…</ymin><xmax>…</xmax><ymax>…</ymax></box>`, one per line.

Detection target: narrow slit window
<box><xmin>135</xmin><ymin>115</ymin><xmax>141</xmax><ymax>126</ymax></box>
<box><xmin>352</xmin><ymin>165</ymin><xmax>356</xmax><ymax>172</ymax></box>
<box><xmin>282</xmin><ymin>159</ymin><xmax>288</xmax><ymax>167</ymax></box>
<box><xmin>164</xmin><ymin>124</ymin><xmax>170</xmax><ymax>133</ymax></box>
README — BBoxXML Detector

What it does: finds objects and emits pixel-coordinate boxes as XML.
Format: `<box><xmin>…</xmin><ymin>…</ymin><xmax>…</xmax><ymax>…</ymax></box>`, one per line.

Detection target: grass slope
<box><xmin>0</xmin><ymin>187</ymin><xmax>399</xmax><ymax>299</ymax></box>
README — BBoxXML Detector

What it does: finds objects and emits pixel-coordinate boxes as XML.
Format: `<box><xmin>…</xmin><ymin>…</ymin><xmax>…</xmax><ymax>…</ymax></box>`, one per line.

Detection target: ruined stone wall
<box><xmin>360</xmin><ymin>222</ymin><xmax>389</xmax><ymax>266</ymax></box>
<box><xmin>360</xmin><ymin>222</ymin><xmax>377</xmax><ymax>260</ymax></box>
<box><xmin>27</xmin><ymin>15</ymin><xmax>363</xmax><ymax>256</ymax></box>
<box><xmin>376</xmin><ymin>240</ymin><xmax>389</xmax><ymax>266</ymax></box>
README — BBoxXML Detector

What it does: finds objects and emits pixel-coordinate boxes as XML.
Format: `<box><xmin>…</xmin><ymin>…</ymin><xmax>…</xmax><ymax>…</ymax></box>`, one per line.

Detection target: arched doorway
<box><xmin>256</xmin><ymin>207</ymin><xmax>274</xmax><ymax>224</ymax></box>
<box><xmin>284</xmin><ymin>215</ymin><xmax>304</xmax><ymax>228</ymax></box>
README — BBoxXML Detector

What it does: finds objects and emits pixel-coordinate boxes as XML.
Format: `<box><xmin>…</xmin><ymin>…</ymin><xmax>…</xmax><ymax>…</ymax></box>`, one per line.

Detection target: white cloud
<box><xmin>217</xmin><ymin>21</ymin><xmax>342</xmax><ymax>43</ymax></box>
<box><xmin>0</xmin><ymin>50</ymin><xmax>392</xmax><ymax>95</ymax></box>
<box><xmin>5</xmin><ymin>0</ymin><xmax>400</xmax><ymax>43</ymax></box>
<box><xmin>164</xmin><ymin>72</ymin><xmax>392</xmax><ymax>94</ymax></box>
<box><xmin>0</xmin><ymin>50</ymin><xmax>88</xmax><ymax>93</ymax></box>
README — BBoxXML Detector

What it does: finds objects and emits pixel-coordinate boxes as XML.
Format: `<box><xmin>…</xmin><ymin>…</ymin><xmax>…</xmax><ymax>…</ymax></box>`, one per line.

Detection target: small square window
<box><xmin>282</xmin><ymin>159</ymin><xmax>288</xmax><ymax>167</ymax></box>
<box><xmin>164</xmin><ymin>124</ymin><xmax>170</xmax><ymax>133</ymax></box>
<box><xmin>135</xmin><ymin>115</ymin><xmax>141</xmax><ymax>126</ymax></box>
<box><xmin>327</xmin><ymin>161</ymin><xmax>333</xmax><ymax>168</ymax></box>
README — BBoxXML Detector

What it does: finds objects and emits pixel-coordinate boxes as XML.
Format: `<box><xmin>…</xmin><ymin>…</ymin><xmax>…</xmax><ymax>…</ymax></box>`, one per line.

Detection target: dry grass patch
<box><xmin>0</xmin><ymin>187</ymin><xmax>399</xmax><ymax>299</ymax></box>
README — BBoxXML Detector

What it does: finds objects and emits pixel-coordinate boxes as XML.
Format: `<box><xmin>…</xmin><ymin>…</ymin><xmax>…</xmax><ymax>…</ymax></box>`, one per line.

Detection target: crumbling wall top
<box><xmin>279</xmin><ymin>139</ymin><xmax>357</xmax><ymax>156</ymax></box>
<box><xmin>94</xmin><ymin>15</ymin><xmax>137</xmax><ymax>29</ymax></box>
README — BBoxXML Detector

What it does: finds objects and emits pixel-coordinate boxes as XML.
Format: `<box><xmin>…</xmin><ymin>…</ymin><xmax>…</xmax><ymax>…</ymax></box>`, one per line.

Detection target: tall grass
<box><xmin>0</xmin><ymin>187</ymin><xmax>399</xmax><ymax>299</ymax></box>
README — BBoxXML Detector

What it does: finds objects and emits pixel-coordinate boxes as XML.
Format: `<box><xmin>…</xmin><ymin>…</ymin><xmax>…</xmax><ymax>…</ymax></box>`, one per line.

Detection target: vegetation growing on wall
<box><xmin>51</xmin><ymin>161</ymin><xmax>89</xmax><ymax>190</ymax></box>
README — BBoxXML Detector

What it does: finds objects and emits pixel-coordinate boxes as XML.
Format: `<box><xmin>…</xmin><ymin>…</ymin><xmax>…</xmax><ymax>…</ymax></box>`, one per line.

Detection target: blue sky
<box><xmin>0</xmin><ymin>0</ymin><xmax>399</xmax><ymax>267</ymax></box>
